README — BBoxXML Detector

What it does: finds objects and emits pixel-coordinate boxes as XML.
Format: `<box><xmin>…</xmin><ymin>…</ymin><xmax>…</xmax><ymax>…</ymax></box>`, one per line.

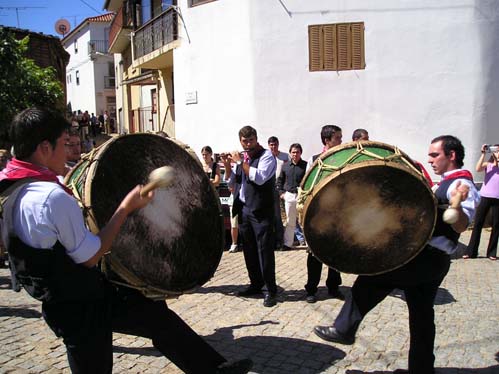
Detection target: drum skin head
<box><xmin>303</xmin><ymin>164</ymin><xmax>436</xmax><ymax>275</ymax></box>
<box><xmin>71</xmin><ymin>134</ymin><xmax>224</xmax><ymax>296</ymax></box>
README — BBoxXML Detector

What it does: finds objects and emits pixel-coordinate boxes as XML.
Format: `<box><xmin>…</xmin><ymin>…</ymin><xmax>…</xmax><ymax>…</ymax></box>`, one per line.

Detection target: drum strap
<box><xmin>101</xmin><ymin>255</ymin><xmax>171</xmax><ymax>300</ymax></box>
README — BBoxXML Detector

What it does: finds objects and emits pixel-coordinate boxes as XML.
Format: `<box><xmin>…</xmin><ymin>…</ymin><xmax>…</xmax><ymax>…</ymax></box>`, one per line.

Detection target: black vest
<box><xmin>233</xmin><ymin>148</ymin><xmax>275</xmax><ymax>220</ymax></box>
<box><xmin>433</xmin><ymin>175</ymin><xmax>473</xmax><ymax>245</ymax></box>
<box><xmin>0</xmin><ymin>179</ymin><xmax>109</xmax><ymax>304</ymax></box>
<box><xmin>8</xmin><ymin>237</ymin><xmax>109</xmax><ymax>303</ymax></box>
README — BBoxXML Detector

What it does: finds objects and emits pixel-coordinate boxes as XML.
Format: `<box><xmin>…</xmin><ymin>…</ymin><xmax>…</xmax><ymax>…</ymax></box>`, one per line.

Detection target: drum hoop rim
<box><xmin>301</xmin><ymin>140</ymin><xmax>419</xmax><ymax>190</ymax></box>
<box><xmin>301</xmin><ymin>161</ymin><xmax>437</xmax><ymax>275</ymax></box>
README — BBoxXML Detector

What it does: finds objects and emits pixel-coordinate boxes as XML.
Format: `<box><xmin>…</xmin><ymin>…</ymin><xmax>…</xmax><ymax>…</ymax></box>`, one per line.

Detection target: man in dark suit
<box><xmin>221</xmin><ymin>126</ymin><xmax>278</xmax><ymax>307</ymax></box>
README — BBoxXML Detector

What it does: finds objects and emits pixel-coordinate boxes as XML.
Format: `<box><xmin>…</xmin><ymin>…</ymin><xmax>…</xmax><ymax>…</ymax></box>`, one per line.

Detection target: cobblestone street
<box><xmin>1</xmin><ymin>230</ymin><xmax>498</xmax><ymax>373</ymax></box>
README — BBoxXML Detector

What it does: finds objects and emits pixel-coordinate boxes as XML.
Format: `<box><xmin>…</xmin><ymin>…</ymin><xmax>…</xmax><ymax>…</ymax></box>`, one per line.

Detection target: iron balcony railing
<box><xmin>133</xmin><ymin>7</ymin><xmax>178</xmax><ymax>60</ymax></box>
<box><xmin>88</xmin><ymin>40</ymin><xmax>109</xmax><ymax>55</ymax></box>
<box><xmin>109</xmin><ymin>0</ymin><xmax>134</xmax><ymax>49</ymax></box>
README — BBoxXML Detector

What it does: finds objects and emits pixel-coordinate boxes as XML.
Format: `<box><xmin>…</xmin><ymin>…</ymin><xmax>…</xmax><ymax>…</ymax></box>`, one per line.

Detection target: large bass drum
<box><xmin>297</xmin><ymin>141</ymin><xmax>436</xmax><ymax>275</ymax></box>
<box><xmin>65</xmin><ymin>133</ymin><xmax>224</xmax><ymax>299</ymax></box>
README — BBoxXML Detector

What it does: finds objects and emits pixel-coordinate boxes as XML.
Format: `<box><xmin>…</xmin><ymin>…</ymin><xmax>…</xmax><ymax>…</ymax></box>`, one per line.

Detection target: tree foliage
<box><xmin>0</xmin><ymin>27</ymin><xmax>64</xmax><ymax>147</ymax></box>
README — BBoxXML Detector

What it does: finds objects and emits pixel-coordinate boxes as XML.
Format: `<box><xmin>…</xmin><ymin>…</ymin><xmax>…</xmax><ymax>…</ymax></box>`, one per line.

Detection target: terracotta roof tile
<box><xmin>87</xmin><ymin>13</ymin><xmax>115</xmax><ymax>23</ymax></box>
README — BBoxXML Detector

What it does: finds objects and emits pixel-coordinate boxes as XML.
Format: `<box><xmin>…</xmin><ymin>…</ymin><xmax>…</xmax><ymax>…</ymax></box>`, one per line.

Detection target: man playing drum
<box><xmin>0</xmin><ymin>107</ymin><xmax>252</xmax><ymax>374</ymax></box>
<box><xmin>314</xmin><ymin>135</ymin><xmax>480</xmax><ymax>374</ymax></box>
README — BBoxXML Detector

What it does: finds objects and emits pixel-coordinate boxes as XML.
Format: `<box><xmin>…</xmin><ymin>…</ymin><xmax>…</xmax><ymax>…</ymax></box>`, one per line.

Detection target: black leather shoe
<box><xmin>216</xmin><ymin>358</ymin><xmax>253</xmax><ymax>373</ymax></box>
<box><xmin>328</xmin><ymin>289</ymin><xmax>345</xmax><ymax>300</ymax></box>
<box><xmin>237</xmin><ymin>286</ymin><xmax>262</xmax><ymax>297</ymax></box>
<box><xmin>306</xmin><ymin>294</ymin><xmax>317</xmax><ymax>303</ymax></box>
<box><xmin>314</xmin><ymin>325</ymin><xmax>355</xmax><ymax>345</ymax></box>
<box><xmin>263</xmin><ymin>293</ymin><xmax>277</xmax><ymax>307</ymax></box>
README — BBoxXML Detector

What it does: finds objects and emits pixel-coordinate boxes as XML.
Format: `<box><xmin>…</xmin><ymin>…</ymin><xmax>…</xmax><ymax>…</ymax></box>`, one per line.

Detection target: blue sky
<box><xmin>0</xmin><ymin>0</ymin><xmax>107</xmax><ymax>38</ymax></box>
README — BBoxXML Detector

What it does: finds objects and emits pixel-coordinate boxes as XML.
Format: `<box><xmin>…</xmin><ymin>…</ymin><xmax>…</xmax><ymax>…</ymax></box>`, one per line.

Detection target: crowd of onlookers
<box><xmin>69</xmin><ymin>110</ymin><xmax>115</xmax><ymax>148</ymax></box>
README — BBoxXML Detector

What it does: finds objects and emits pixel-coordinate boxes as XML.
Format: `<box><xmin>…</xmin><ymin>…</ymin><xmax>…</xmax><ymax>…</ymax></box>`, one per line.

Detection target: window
<box><xmin>76</xmin><ymin>71</ymin><xmax>80</xmax><ymax>85</ymax></box>
<box><xmin>308</xmin><ymin>22</ymin><xmax>365</xmax><ymax>72</ymax></box>
<box><xmin>74</xmin><ymin>39</ymin><xmax>78</xmax><ymax>54</ymax></box>
<box><xmin>189</xmin><ymin>0</ymin><xmax>216</xmax><ymax>7</ymax></box>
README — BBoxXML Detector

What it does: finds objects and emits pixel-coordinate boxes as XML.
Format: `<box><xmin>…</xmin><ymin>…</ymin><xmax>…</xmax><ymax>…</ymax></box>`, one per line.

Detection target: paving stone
<box><xmin>1</xmin><ymin>230</ymin><xmax>498</xmax><ymax>373</ymax></box>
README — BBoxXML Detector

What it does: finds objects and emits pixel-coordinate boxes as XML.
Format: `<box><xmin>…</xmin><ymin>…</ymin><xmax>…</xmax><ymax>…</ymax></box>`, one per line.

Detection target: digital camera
<box><xmin>484</xmin><ymin>145</ymin><xmax>499</xmax><ymax>153</ymax></box>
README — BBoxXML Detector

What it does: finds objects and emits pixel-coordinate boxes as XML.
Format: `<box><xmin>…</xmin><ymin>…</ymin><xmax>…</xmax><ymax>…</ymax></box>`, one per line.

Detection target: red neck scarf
<box><xmin>0</xmin><ymin>158</ymin><xmax>73</xmax><ymax>195</ymax></box>
<box><xmin>439</xmin><ymin>169</ymin><xmax>474</xmax><ymax>184</ymax></box>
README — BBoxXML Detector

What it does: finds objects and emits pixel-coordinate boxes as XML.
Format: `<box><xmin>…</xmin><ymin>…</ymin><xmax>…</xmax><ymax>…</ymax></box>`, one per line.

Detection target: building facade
<box><xmin>105</xmin><ymin>0</ymin><xmax>499</xmax><ymax>180</ymax></box>
<box><xmin>62</xmin><ymin>14</ymin><xmax>116</xmax><ymax>123</ymax></box>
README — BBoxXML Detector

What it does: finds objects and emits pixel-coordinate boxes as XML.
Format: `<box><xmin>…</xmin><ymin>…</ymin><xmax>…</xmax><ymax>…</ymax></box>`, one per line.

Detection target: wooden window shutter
<box><xmin>323</xmin><ymin>24</ymin><xmax>337</xmax><ymax>71</ymax></box>
<box><xmin>351</xmin><ymin>22</ymin><xmax>365</xmax><ymax>69</ymax></box>
<box><xmin>337</xmin><ymin>23</ymin><xmax>351</xmax><ymax>70</ymax></box>
<box><xmin>309</xmin><ymin>25</ymin><xmax>322</xmax><ymax>71</ymax></box>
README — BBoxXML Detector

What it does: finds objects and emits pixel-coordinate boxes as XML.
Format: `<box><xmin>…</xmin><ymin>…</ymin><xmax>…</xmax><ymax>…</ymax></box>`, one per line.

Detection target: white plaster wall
<box><xmin>174</xmin><ymin>0</ymin><xmax>254</xmax><ymax>156</ymax></box>
<box><xmin>114</xmin><ymin>53</ymin><xmax>124</xmax><ymax>133</ymax></box>
<box><xmin>174</xmin><ymin>0</ymin><xmax>499</xmax><ymax>181</ymax></box>
<box><xmin>63</xmin><ymin>21</ymin><xmax>115</xmax><ymax>118</ymax></box>
<box><xmin>63</xmin><ymin>28</ymin><xmax>96</xmax><ymax>114</ymax></box>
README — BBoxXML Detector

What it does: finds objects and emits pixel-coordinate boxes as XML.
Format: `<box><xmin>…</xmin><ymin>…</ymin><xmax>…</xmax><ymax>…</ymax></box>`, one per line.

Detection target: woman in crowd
<box><xmin>464</xmin><ymin>144</ymin><xmax>499</xmax><ymax>260</ymax></box>
<box><xmin>201</xmin><ymin>146</ymin><xmax>221</xmax><ymax>188</ymax></box>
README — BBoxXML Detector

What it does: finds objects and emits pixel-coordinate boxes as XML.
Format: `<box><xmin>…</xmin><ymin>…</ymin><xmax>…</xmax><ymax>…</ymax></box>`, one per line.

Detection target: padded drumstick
<box><xmin>443</xmin><ymin>191</ymin><xmax>463</xmax><ymax>224</ymax></box>
<box><xmin>140</xmin><ymin>166</ymin><xmax>175</xmax><ymax>197</ymax></box>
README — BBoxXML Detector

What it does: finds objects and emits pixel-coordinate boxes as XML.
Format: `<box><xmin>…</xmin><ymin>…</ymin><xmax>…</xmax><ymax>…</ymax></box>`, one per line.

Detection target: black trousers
<box><xmin>466</xmin><ymin>196</ymin><xmax>499</xmax><ymax>258</ymax></box>
<box><xmin>42</xmin><ymin>287</ymin><xmax>226</xmax><ymax>374</ymax></box>
<box><xmin>304</xmin><ymin>253</ymin><xmax>342</xmax><ymax>295</ymax></box>
<box><xmin>239</xmin><ymin>206</ymin><xmax>277</xmax><ymax>295</ymax></box>
<box><xmin>333</xmin><ymin>246</ymin><xmax>451</xmax><ymax>374</ymax></box>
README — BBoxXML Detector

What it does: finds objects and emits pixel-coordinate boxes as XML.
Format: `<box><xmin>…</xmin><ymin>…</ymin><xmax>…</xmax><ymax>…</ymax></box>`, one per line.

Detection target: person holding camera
<box><xmin>463</xmin><ymin>143</ymin><xmax>499</xmax><ymax>260</ymax></box>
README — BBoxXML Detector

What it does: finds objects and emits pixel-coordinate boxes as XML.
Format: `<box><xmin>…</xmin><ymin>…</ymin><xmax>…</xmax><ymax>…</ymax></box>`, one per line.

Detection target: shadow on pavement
<box><xmin>112</xmin><ymin>346</ymin><xmax>161</xmax><ymax>356</ymax></box>
<box><xmin>0</xmin><ymin>306</ymin><xmax>41</xmax><ymax>318</ymax></box>
<box><xmin>112</xmin><ymin>321</ymin><xmax>346</xmax><ymax>373</ymax></box>
<box><xmin>346</xmin><ymin>366</ymin><xmax>499</xmax><ymax>373</ymax></box>
<box><xmin>0</xmin><ymin>275</ymin><xmax>12</xmax><ymax>289</ymax></box>
<box><xmin>208</xmin><ymin>322</ymin><xmax>346</xmax><ymax>373</ymax></box>
<box><xmin>389</xmin><ymin>287</ymin><xmax>456</xmax><ymax>305</ymax></box>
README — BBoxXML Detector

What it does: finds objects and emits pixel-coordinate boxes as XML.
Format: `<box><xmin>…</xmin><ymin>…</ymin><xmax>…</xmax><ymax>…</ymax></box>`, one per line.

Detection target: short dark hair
<box><xmin>320</xmin><ymin>125</ymin><xmax>342</xmax><ymax>145</ymax></box>
<box><xmin>268</xmin><ymin>136</ymin><xmax>279</xmax><ymax>144</ymax></box>
<box><xmin>431</xmin><ymin>135</ymin><xmax>465</xmax><ymax>168</ymax></box>
<box><xmin>352</xmin><ymin>128</ymin><xmax>369</xmax><ymax>141</ymax></box>
<box><xmin>68</xmin><ymin>128</ymin><xmax>80</xmax><ymax>138</ymax></box>
<box><xmin>201</xmin><ymin>145</ymin><xmax>213</xmax><ymax>154</ymax></box>
<box><xmin>289</xmin><ymin>143</ymin><xmax>302</xmax><ymax>153</ymax></box>
<box><xmin>10</xmin><ymin>107</ymin><xmax>70</xmax><ymax>160</ymax></box>
<box><xmin>239</xmin><ymin>126</ymin><xmax>257</xmax><ymax>139</ymax></box>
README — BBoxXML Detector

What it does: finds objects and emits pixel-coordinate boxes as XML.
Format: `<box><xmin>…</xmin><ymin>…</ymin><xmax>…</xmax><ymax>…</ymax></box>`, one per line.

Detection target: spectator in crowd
<box><xmin>201</xmin><ymin>146</ymin><xmax>221</xmax><ymax>188</ymax></box>
<box><xmin>268</xmin><ymin>136</ymin><xmax>289</xmax><ymax>250</ymax></box>
<box><xmin>65</xmin><ymin>129</ymin><xmax>82</xmax><ymax>168</ymax></box>
<box><xmin>352</xmin><ymin>129</ymin><xmax>369</xmax><ymax>141</ymax></box>
<box><xmin>464</xmin><ymin>143</ymin><xmax>499</xmax><ymax>260</ymax></box>
<box><xmin>0</xmin><ymin>149</ymin><xmax>12</xmax><ymax>170</ymax></box>
<box><xmin>277</xmin><ymin>143</ymin><xmax>307</xmax><ymax>251</ymax></box>
<box><xmin>305</xmin><ymin>125</ymin><xmax>344</xmax><ymax>303</ymax></box>
<box><xmin>228</xmin><ymin>185</ymin><xmax>240</xmax><ymax>253</ymax></box>
<box><xmin>103</xmin><ymin>110</ymin><xmax>110</xmax><ymax>134</ymax></box>
<box><xmin>90</xmin><ymin>113</ymin><xmax>98</xmax><ymax>137</ymax></box>
<box><xmin>221</xmin><ymin>126</ymin><xmax>278</xmax><ymax>307</ymax></box>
